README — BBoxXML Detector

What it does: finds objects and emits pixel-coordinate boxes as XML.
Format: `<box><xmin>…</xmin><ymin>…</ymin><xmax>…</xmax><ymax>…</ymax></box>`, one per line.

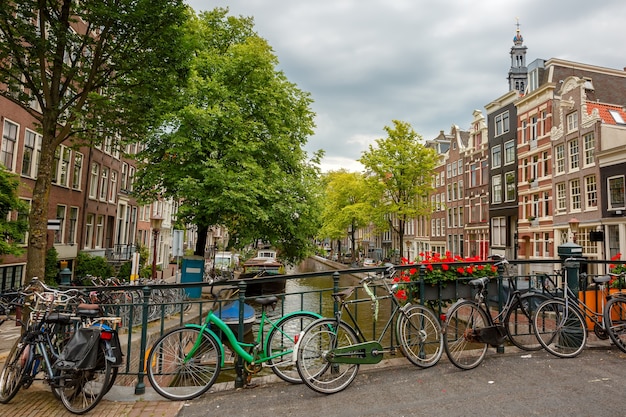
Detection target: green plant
<box><xmin>74</xmin><ymin>252</ymin><xmax>114</xmax><ymax>281</ymax></box>
<box><xmin>392</xmin><ymin>252</ymin><xmax>498</xmax><ymax>302</ymax></box>
<box><xmin>44</xmin><ymin>247</ymin><xmax>59</xmax><ymax>286</ymax></box>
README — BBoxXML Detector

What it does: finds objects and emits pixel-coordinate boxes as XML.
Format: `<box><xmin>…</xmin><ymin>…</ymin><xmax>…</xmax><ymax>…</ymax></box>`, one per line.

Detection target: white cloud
<box><xmin>187</xmin><ymin>0</ymin><xmax>626</xmax><ymax>172</ymax></box>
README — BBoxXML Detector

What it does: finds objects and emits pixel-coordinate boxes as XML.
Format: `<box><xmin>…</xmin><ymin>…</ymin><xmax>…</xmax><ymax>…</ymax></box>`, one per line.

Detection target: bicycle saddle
<box><xmin>254</xmin><ymin>296</ymin><xmax>278</xmax><ymax>306</ymax></box>
<box><xmin>468</xmin><ymin>277</ymin><xmax>490</xmax><ymax>288</ymax></box>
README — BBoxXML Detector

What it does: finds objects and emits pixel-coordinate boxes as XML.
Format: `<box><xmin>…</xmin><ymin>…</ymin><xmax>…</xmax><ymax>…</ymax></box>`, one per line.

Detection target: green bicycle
<box><xmin>146</xmin><ymin>295</ymin><xmax>321</xmax><ymax>400</ymax></box>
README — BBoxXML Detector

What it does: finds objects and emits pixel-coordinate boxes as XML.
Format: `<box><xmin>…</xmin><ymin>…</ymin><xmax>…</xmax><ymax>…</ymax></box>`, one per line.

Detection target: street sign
<box><xmin>47</xmin><ymin>219</ymin><xmax>61</xmax><ymax>230</ymax></box>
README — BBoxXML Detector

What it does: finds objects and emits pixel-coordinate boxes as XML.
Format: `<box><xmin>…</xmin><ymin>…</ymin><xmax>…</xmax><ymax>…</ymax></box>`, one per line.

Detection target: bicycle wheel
<box><xmin>266</xmin><ymin>312</ymin><xmax>320</xmax><ymax>383</ymax></box>
<box><xmin>397</xmin><ymin>305</ymin><xmax>443</xmax><ymax>368</ymax></box>
<box><xmin>533</xmin><ymin>298</ymin><xmax>586</xmax><ymax>358</ymax></box>
<box><xmin>0</xmin><ymin>340</ymin><xmax>28</xmax><ymax>403</ymax></box>
<box><xmin>504</xmin><ymin>293</ymin><xmax>549</xmax><ymax>351</ymax></box>
<box><xmin>59</xmin><ymin>345</ymin><xmax>112</xmax><ymax>414</ymax></box>
<box><xmin>296</xmin><ymin>319</ymin><xmax>360</xmax><ymax>394</ymax></box>
<box><xmin>603</xmin><ymin>296</ymin><xmax>626</xmax><ymax>353</ymax></box>
<box><xmin>443</xmin><ymin>301</ymin><xmax>489</xmax><ymax>370</ymax></box>
<box><xmin>146</xmin><ymin>327</ymin><xmax>221</xmax><ymax>401</ymax></box>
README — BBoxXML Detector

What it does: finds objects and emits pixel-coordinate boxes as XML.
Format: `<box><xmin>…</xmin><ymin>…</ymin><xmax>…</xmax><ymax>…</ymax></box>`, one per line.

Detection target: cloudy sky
<box><xmin>186</xmin><ymin>0</ymin><xmax>626</xmax><ymax>172</ymax></box>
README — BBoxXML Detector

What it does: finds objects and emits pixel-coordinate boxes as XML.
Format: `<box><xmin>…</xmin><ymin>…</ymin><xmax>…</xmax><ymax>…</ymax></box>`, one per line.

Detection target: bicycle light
<box><xmin>100</xmin><ymin>330</ymin><xmax>114</xmax><ymax>341</ymax></box>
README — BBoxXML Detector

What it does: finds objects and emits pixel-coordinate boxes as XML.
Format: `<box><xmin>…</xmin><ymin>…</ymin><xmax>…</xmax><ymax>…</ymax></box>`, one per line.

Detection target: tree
<box><xmin>358</xmin><ymin>120</ymin><xmax>438</xmax><ymax>260</ymax></box>
<box><xmin>0</xmin><ymin>1</ymin><xmax>191</xmax><ymax>279</ymax></box>
<box><xmin>319</xmin><ymin>170</ymin><xmax>374</xmax><ymax>260</ymax></box>
<box><xmin>0</xmin><ymin>166</ymin><xmax>28</xmax><ymax>258</ymax></box>
<box><xmin>133</xmin><ymin>9</ymin><xmax>321</xmax><ymax>265</ymax></box>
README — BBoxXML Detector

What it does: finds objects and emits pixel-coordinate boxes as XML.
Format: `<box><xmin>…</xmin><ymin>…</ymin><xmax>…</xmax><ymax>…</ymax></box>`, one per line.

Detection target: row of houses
<box><xmin>351</xmin><ymin>27</ymin><xmax>626</xmax><ymax>277</ymax></box>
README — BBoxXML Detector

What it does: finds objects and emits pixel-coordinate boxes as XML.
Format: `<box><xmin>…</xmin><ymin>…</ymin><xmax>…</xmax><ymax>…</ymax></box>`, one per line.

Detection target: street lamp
<box><xmin>569</xmin><ymin>217</ymin><xmax>579</xmax><ymax>244</ymax></box>
<box><xmin>150</xmin><ymin>214</ymin><xmax>163</xmax><ymax>280</ymax></box>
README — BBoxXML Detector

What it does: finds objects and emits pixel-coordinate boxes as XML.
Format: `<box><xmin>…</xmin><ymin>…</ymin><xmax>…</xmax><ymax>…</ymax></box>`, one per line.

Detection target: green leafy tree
<box><xmin>319</xmin><ymin>170</ymin><xmax>373</xmax><ymax>260</ymax></box>
<box><xmin>0</xmin><ymin>0</ymin><xmax>191</xmax><ymax>280</ymax></box>
<box><xmin>134</xmin><ymin>9</ymin><xmax>321</xmax><ymax>264</ymax></box>
<box><xmin>359</xmin><ymin>120</ymin><xmax>438</xmax><ymax>260</ymax></box>
<box><xmin>0</xmin><ymin>167</ymin><xmax>28</xmax><ymax>258</ymax></box>
<box><xmin>74</xmin><ymin>252</ymin><xmax>114</xmax><ymax>282</ymax></box>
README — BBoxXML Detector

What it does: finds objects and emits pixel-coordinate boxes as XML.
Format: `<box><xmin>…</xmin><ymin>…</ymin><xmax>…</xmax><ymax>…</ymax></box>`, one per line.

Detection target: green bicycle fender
<box><xmin>184</xmin><ymin>324</ymin><xmax>226</xmax><ymax>367</ymax></box>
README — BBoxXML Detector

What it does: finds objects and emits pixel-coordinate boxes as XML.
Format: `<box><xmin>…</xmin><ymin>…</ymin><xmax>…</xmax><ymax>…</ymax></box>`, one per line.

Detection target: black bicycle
<box><xmin>0</xmin><ymin>278</ymin><xmax>122</xmax><ymax>415</ymax></box>
<box><xmin>443</xmin><ymin>256</ymin><xmax>551</xmax><ymax>370</ymax></box>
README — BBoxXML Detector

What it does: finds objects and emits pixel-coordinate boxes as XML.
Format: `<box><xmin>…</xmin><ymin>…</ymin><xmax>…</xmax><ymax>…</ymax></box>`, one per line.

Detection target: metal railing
<box><xmin>82</xmin><ymin>257</ymin><xmax>624</xmax><ymax>394</ymax></box>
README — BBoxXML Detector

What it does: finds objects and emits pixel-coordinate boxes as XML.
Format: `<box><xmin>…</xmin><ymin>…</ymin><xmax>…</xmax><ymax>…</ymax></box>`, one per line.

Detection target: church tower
<box><xmin>508</xmin><ymin>20</ymin><xmax>527</xmax><ymax>93</ymax></box>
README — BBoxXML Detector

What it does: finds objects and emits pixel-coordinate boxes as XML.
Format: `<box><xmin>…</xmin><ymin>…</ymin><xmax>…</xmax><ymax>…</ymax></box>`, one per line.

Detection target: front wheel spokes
<box><xmin>504</xmin><ymin>295</ymin><xmax>548</xmax><ymax>351</ymax></box>
<box><xmin>0</xmin><ymin>341</ymin><xmax>28</xmax><ymax>403</ymax></box>
<box><xmin>397</xmin><ymin>305</ymin><xmax>443</xmax><ymax>368</ymax></box>
<box><xmin>146</xmin><ymin>327</ymin><xmax>221</xmax><ymax>401</ymax></box>
<box><xmin>443</xmin><ymin>301</ymin><xmax>489</xmax><ymax>370</ymax></box>
<box><xmin>534</xmin><ymin>299</ymin><xmax>586</xmax><ymax>358</ymax></box>
<box><xmin>296</xmin><ymin>319</ymin><xmax>360</xmax><ymax>394</ymax></box>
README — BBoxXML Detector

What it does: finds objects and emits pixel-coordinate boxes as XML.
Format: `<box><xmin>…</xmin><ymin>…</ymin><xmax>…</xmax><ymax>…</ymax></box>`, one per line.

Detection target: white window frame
<box><xmin>608</xmin><ymin>175</ymin><xmax>625</xmax><ymax>211</ymax></box>
<box><xmin>583</xmin><ymin>133</ymin><xmax>595</xmax><ymax>166</ymax></box>
<box><xmin>492</xmin><ymin>174</ymin><xmax>502</xmax><ymax>204</ymax></box>
<box><xmin>570</xmin><ymin>179</ymin><xmax>581</xmax><ymax>211</ymax></box>
<box><xmin>555</xmin><ymin>144</ymin><xmax>565</xmax><ymax>174</ymax></box>
<box><xmin>495</xmin><ymin>111</ymin><xmax>510</xmax><ymax>136</ymax></box>
<box><xmin>585</xmin><ymin>175</ymin><xmax>597</xmax><ymax>209</ymax></box>
<box><xmin>504</xmin><ymin>140</ymin><xmax>515</xmax><ymax>165</ymax></box>
<box><xmin>567</xmin><ymin>112</ymin><xmax>578</xmax><ymax>133</ymax></box>
<box><xmin>556</xmin><ymin>183</ymin><xmax>566</xmax><ymax>212</ymax></box>
<box><xmin>568</xmin><ymin>139</ymin><xmax>579</xmax><ymax>171</ymax></box>
<box><xmin>491</xmin><ymin>145</ymin><xmax>502</xmax><ymax>168</ymax></box>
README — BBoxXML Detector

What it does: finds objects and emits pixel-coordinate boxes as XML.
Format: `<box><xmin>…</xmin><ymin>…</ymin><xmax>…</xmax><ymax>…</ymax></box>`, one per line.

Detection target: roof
<box><xmin>586</xmin><ymin>102</ymin><xmax>626</xmax><ymax>125</ymax></box>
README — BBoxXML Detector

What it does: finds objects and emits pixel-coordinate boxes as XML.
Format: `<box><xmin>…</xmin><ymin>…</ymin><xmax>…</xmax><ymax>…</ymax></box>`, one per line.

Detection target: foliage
<box><xmin>0</xmin><ymin>0</ymin><xmax>191</xmax><ymax>280</ymax></box>
<box><xmin>133</xmin><ymin>8</ymin><xmax>321</xmax><ymax>265</ymax></box>
<box><xmin>116</xmin><ymin>261</ymin><xmax>132</xmax><ymax>281</ymax></box>
<box><xmin>318</xmin><ymin>170</ymin><xmax>375</xmax><ymax>259</ymax></box>
<box><xmin>74</xmin><ymin>252</ymin><xmax>114</xmax><ymax>281</ymax></box>
<box><xmin>392</xmin><ymin>252</ymin><xmax>498</xmax><ymax>301</ymax></box>
<box><xmin>44</xmin><ymin>247</ymin><xmax>59</xmax><ymax>286</ymax></box>
<box><xmin>609</xmin><ymin>253</ymin><xmax>626</xmax><ymax>288</ymax></box>
<box><xmin>358</xmin><ymin>120</ymin><xmax>438</xmax><ymax>260</ymax></box>
<box><xmin>0</xmin><ymin>167</ymin><xmax>28</xmax><ymax>258</ymax></box>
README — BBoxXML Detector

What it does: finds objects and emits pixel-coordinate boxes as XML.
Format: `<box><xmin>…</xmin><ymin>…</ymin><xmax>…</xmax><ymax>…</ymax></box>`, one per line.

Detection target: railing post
<box><xmin>234</xmin><ymin>280</ymin><xmax>247</xmax><ymax>389</ymax></box>
<box><xmin>332</xmin><ymin>271</ymin><xmax>340</xmax><ymax>316</ymax></box>
<box><xmin>135</xmin><ymin>285</ymin><xmax>152</xmax><ymax>395</ymax></box>
<box><xmin>496</xmin><ymin>261</ymin><xmax>505</xmax><ymax>354</ymax></box>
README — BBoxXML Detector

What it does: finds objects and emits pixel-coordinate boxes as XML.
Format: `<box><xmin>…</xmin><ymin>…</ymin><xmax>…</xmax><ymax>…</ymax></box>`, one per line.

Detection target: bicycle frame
<box><xmin>184</xmin><ymin>305</ymin><xmax>316</xmax><ymax>367</ymax></box>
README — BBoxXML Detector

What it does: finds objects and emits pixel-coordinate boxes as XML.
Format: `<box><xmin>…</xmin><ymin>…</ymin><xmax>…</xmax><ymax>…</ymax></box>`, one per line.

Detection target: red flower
<box><xmin>409</xmin><ymin>267</ymin><xmax>417</xmax><ymax>275</ymax></box>
<box><xmin>466</xmin><ymin>266</ymin><xmax>474</xmax><ymax>274</ymax></box>
<box><xmin>426</xmin><ymin>264</ymin><xmax>434</xmax><ymax>272</ymax></box>
<box><xmin>456</xmin><ymin>267</ymin><xmax>465</xmax><ymax>274</ymax></box>
<box><xmin>442</xmin><ymin>264</ymin><xmax>449</xmax><ymax>271</ymax></box>
<box><xmin>477</xmin><ymin>265</ymin><xmax>485</xmax><ymax>271</ymax></box>
<box><xmin>395</xmin><ymin>289</ymin><xmax>407</xmax><ymax>301</ymax></box>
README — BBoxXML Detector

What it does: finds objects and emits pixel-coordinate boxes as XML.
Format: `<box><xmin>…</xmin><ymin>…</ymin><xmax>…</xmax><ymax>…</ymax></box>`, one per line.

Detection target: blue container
<box><xmin>181</xmin><ymin>257</ymin><xmax>204</xmax><ymax>298</ymax></box>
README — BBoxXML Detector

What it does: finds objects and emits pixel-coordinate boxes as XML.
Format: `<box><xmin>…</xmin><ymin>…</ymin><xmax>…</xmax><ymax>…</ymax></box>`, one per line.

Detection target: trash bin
<box><xmin>181</xmin><ymin>256</ymin><xmax>204</xmax><ymax>299</ymax></box>
<box><xmin>557</xmin><ymin>242</ymin><xmax>583</xmax><ymax>293</ymax></box>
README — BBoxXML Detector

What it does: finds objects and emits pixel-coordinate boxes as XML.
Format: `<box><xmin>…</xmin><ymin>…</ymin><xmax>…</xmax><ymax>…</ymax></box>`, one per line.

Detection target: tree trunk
<box><xmin>25</xmin><ymin>134</ymin><xmax>56</xmax><ymax>281</ymax></box>
<box><xmin>195</xmin><ymin>224</ymin><xmax>208</xmax><ymax>257</ymax></box>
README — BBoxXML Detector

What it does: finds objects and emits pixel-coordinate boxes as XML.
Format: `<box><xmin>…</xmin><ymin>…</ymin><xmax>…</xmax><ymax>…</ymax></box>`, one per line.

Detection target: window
<box><xmin>72</xmin><ymin>153</ymin><xmax>83</xmax><ymax>190</ymax></box>
<box><xmin>504</xmin><ymin>140</ymin><xmax>515</xmax><ymax>164</ymax></box>
<box><xmin>457</xmin><ymin>160</ymin><xmax>463</xmax><ymax>176</ymax></box>
<box><xmin>567</xmin><ymin>112</ymin><xmax>578</xmax><ymax>132</ymax></box>
<box><xmin>568</xmin><ymin>139</ymin><xmax>579</xmax><ymax>170</ymax></box>
<box><xmin>481</xmin><ymin>160</ymin><xmax>488</xmax><ymax>185</ymax></box>
<box><xmin>491</xmin><ymin>217</ymin><xmax>506</xmax><ymax>246</ymax></box>
<box><xmin>447</xmin><ymin>163</ymin><xmax>452</xmax><ymax>178</ymax></box>
<box><xmin>505</xmin><ymin>171</ymin><xmax>515</xmax><ymax>201</ymax></box>
<box><xmin>521</xmin><ymin>120</ymin><xmax>527</xmax><ymax>143</ymax></box>
<box><xmin>491</xmin><ymin>145</ymin><xmax>502</xmax><ymax>168</ymax></box>
<box><xmin>556</xmin><ymin>183</ymin><xmax>566</xmax><ymax>212</ymax></box>
<box><xmin>492</xmin><ymin>175</ymin><xmax>502</xmax><ymax>204</ymax></box>
<box><xmin>58</xmin><ymin>146</ymin><xmax>71</xmax><ymax>187</ymax></box>
<box><xmin>109</xmin><ymin>170</ymin><xmax>117</xmax><ymax>203</ymax></box>
<box><xmin>89</xmin><ymin>163</ymin><xmax>99</xmax><ymax>198</ymax></box>
<box><xmin>54</xmin><ymin>205</ymin><xmax>66</xmax><ymax>244</ymax></box>
<box><xmin>21</xmin><ymin>130</ymin><xmax>39</xmax><ymax>178</ymax></box>
<box><xmin>495</xmin><ymin>112</ymin><xmax>510</xmax><ymax>136</ymax></box>
<box><xmin>84</xmin><ymin>213</ymin><xmax>94</xmax><ymax>249</ymax></box>
<box><xmin>121</xmin><ymin>163</ymin><xmax>128</xmax><ymax>190</ymax></box>
<box><xmin>68</xmin><ymin>207</ymin><xmax>78</xmax><ymax>245</ymax></box>
<box><xmin>99</xmin><ymin>167</ymin><xmax>108</xmax><ymax>201</ymax></box>
<box><xmin>96</xmin><ymin>215</ymin><xmax>104</xmax><ymax>248</ymax></box>
<box><xmin>608</xmin><ymin>175</ymin><xmax>625</xmax><ymax>211</ymax></box>
<box><xmin>570</xmin><ymin>179</ymin><xmax>581</xmax><ymax>211</ymax></box>
<box><xmin>542</xmin><ymin>152</ymin><xmax>549</xmax><ymax>177</ymax></box>
<box><xmin>470</xmin><ymin>163</ymin><xmax>478</xmax><ymax>187</ymax></box>
<box><xmin>609</xmin><ymin>109</ymin><xmax>625</xmax><ymax>124</ymax></box>
<box><xmin>583</xmin><ymin>133</ymin><xmax>595</xmax><ymax>166</ymax></box>
<box><xmin>585</xmin><ymin>175</ymin><xmax>597</xmax><ymax>209</ymax></box>
<box><xmin>530</xmin><ymin>116</ymin><xmax>537</xmax><ymax>141</ymax></box>
<box><xmin>1</xmin><ymin>120</ymin><xmax>18</xmax><ymax>170</ymax></box>
<box><xmin>555</xmin><ymin>144</ymin><xmax>565</xmax><ymax>174</ymax></box>
<box><xmin>543</xmin><ymin>192</ymin><xmax>550</xmax><ymax>217</ymax></box>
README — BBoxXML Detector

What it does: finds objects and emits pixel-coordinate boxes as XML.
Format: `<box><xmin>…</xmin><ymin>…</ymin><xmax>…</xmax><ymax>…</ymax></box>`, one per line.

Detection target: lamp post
<box><xmin>569</xmin><ymin>217</ymin><xmax>579</xmax><ymax>244</ymax></box>
<box><xmin>150</xmin><ymin>214</ymin><xmax>163</xmax><ymax>280</ymax></box>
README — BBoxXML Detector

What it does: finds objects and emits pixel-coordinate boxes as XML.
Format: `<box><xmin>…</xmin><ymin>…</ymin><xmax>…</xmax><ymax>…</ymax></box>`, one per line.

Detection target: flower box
<box><xmin>416</xmin><ymin>279</ymin><xmax>498</xmax><ymax>301</ymax></box>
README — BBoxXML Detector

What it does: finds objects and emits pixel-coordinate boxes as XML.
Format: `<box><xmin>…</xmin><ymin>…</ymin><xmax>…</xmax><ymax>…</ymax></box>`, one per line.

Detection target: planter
<box><xmin>579</xmin><ymin>288</ymin><xmax>623</xmax><ymax>329</ymax></box>
<box><xmin>417</xmin><ymin>282</ymin><xmax>473</xmax><ymax>301</ymax></box>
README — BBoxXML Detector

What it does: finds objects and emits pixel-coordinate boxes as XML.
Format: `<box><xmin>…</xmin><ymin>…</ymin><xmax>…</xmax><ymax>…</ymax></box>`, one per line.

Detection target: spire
<box><xmin>513</xmin><ymin>18</ymin><xmax>523</xmax><ymax>45</ymax></box>
<box><xmin>508</xmin><ymin>18</ymin><xmax>528</xmax><ymax>93</ymax></box>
